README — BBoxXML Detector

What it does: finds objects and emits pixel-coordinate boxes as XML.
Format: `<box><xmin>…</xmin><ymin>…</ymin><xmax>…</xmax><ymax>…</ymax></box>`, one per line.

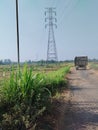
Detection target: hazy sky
<box><xmin>0</xmin><ymin>0</ymin><xmax>98</xmax><ymax>61</ymax></box>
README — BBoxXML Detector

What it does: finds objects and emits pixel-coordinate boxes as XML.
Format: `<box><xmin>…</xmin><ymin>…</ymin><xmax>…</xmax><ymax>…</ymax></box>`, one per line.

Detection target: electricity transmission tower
<box><xmin>45</xmin><ymin>8</ymin><xmax>58</xmax><ymax>62</ymax></box>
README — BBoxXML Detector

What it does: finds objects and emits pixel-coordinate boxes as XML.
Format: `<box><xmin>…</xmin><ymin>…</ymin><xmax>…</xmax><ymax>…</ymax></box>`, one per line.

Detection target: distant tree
<box><xmin>0</xmin><ymin>60</ymin><xmax>3</xmax><ymax>65</ymax></box>
<box><xmin>38</xmin><ymin>60</ymin><xmax>46</xmax><ymax>66</ymax></box>
<box><xmin>47</xmin><ymin>60</ymin><xmax>58</xmax><ymax>64</ymax></box>
<box><xmin>4</xmin><ymin>59</ymin><xmax>12</xmax><ymax>65</ymax></box>
<box><xmin>27</xmin><ymin>60</ymin><xmax>32</xmax><ymax>64</ymax></box>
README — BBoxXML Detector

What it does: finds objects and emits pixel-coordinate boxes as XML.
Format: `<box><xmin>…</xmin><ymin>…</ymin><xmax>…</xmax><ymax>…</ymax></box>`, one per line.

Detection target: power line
<box><xmin>58</xmin><ymin>0</ymin><xmax>81</xmax><ymax>25</ymax></box>
<box><xmin>58</xmin><ymin>0</ymin><xmax>72</xmax><ymax>24</ymax></box>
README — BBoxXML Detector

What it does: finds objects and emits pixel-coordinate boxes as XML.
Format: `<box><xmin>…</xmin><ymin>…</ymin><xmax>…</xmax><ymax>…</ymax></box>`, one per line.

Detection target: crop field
<box><xmin>89</xmin><ymin>62</ymin><xmax>98</xmax><ymax>70</ymax></box>
<box><xmin>0</xmin><ymin>62</ymin><xmax>71</xmax><ymax>130</ymax></box>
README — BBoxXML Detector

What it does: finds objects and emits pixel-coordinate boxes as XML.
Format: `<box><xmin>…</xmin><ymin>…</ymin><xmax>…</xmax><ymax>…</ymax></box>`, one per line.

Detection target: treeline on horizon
<box><xmin>0</xmin><ymin>58</ymin><xmax>98</xmax><ymax>65</ymax></box>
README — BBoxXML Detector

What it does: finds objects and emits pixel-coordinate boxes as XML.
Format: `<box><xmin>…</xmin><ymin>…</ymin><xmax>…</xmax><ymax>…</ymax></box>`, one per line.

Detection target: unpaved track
<box><xmin>59</xmin><ymin>67</ymin><xmax>98</xmax><ymax>130</ymax></box>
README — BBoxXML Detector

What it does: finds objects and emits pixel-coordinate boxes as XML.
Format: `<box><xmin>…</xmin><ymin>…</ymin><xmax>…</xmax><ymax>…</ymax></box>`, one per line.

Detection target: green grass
<box><xmin>0</xmin><ymin>64</ymin><xmax>70</xmax><ymax>129</ymax></box>
<box><xmin>90</xmin><ymin>62</ymin><xmax>98</xmax><ymax>70</ymax></box>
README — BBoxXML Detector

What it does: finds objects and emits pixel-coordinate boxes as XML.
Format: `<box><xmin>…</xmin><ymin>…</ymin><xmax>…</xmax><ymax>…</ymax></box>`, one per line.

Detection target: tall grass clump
<box><xmin>0</xmin><ymin>64</ymin><xmax>70</xmax><ymax>130</ymax></box>
<box><xmin>0</xmin><ymin>65</ymin><xmax>51</xmax><ymax>129</ymax></box>
<box><xmin>44</xmin><ymin>66</ymin><xmax>70</xmax><ymax>94</ymax></box>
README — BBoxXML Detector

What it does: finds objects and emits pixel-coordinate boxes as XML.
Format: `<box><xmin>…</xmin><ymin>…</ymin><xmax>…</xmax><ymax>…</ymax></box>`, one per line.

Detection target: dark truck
<box><xmin>74</xmin><ymin>56</ymin><xmax>88</xmax><ymax>70</ymax></box>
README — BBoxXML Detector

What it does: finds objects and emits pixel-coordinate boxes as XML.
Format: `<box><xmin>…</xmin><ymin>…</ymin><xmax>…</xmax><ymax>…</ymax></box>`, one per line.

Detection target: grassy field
<box><xmin>89</xmin><ymin>62</ymin><xmax>98</xmax><ymax>70</ymax></box>
<box><xmin>0</xmin><ymin>62</ymin><xmax>71</xmax><ymax>130</ymax></box>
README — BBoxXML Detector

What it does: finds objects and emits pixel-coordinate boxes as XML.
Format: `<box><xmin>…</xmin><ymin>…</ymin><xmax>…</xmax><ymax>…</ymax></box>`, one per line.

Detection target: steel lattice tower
<box><xmin>45</xmin><ymin>8</ymin><xmax>58</xmax><ymax>62</ymax></box>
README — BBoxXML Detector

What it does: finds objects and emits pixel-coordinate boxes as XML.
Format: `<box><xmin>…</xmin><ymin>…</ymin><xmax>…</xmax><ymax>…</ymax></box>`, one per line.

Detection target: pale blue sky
<box><xmin>0</xmin><ymin>0</ymin><xmax>98</xmax><ymax>61</ymax></box>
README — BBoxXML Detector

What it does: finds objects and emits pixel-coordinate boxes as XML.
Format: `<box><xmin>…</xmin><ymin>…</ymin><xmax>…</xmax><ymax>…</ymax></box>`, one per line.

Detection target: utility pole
<box><xmin>16</xmin><ymin>0</ymin><xmax>20</xmax><ymax>65</ymax></box>
<box><xmin>45</xmin><ymin>8</ymin><xmax>58</xmax><ymax>62</ymax></box>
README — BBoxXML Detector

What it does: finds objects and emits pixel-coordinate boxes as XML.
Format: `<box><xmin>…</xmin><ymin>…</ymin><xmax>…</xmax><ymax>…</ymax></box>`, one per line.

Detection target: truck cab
<box><xmin>74</xmin><ymin>56</ymin><xmax>88</xmax><ymax>70</ymax></box>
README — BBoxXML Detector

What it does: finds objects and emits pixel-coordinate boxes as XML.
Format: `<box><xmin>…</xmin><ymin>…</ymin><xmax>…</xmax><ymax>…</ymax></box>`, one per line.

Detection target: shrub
<box><xmin>0</xmin><ymin>64</ymin><xmax>70</xmax><ymax>129</ymax></box>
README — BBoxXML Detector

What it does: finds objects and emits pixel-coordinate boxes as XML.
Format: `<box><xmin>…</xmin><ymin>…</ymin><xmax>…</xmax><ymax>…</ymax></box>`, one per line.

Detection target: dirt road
<box><xmin>58</xmin><ymin>67</ymin><xmax>98</xmax><ymax>130</ymax></box>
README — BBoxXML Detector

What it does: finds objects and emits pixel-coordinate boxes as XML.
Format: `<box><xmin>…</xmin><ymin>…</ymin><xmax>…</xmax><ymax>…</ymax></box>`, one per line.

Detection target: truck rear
<box><xmin>74</xmin><ymin>56</ymin><xmax>88</xmax><ymax>70</ymax></box>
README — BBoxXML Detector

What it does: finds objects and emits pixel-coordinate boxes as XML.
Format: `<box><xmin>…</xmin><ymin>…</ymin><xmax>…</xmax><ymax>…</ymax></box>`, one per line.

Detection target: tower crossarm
<box><xmin>45</xmin><ymin>17</ymin><xmax>57</xmax><ymax>22</ymax></box>
<box><xmin>45</xmin><ymin>23</ymin><xmax>57</xmax><ymax>28</ymax></box>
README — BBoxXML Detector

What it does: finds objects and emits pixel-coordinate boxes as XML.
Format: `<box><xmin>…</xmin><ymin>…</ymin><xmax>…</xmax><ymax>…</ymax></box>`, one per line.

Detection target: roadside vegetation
<box><xmin>0</xmin><ymin>63</ymin><xmax>71</xmax><ymax>130</ymax></box>
<box><xmin>89</xmin><ymin>62</ymin><xmax>98</xmax><ymax>70</ymax></box>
